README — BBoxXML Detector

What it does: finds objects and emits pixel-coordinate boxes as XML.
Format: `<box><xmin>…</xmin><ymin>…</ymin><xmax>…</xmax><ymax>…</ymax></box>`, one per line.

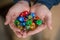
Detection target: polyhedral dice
<box><xmin>14</xmin><ymin>11</ymin><xmax>43</xmax><ymax>32</ymax></box>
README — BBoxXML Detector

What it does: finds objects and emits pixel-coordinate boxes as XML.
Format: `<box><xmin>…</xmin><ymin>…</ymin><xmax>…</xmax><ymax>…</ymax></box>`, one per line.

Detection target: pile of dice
<box><xmin>14</xmin><ymin>11</ymin><xmax>43</xmax><ymax>32</ymax></box>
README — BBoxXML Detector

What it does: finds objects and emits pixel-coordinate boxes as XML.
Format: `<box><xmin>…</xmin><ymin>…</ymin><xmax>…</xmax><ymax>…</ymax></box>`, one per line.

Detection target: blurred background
<box><xmin>0</xmin><ymin>0</ymin><xmax>60</xmax><ymax>40</ymax></box>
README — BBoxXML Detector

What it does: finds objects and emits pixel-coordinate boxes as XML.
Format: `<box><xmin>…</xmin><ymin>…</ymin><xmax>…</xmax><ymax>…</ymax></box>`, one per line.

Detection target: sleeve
<box><xmin>13</xmin><ymin>0</ymin><xmax>31</xmax><ymax>6</ymax></box>
<box><xmin>13</xmin><ymin>0</ymin><xmax>30</xmax><ymax>3</ymax></box>
<box><xmin>34</xmin><ymin>0</ymin><xmax>60</xmax><ymax>9</ymax></box>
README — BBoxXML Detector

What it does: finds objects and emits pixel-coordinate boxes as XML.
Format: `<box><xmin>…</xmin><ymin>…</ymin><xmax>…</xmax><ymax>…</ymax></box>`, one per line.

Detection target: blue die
<box><xmin>30</xmin><ymin>12</ymin><xmax>35</xmax><ymax>18</ymax></box>
<box><xmin>17</xmin><ymin>16</ymin><xmax>24</xmax><ymax>22</ymax></box>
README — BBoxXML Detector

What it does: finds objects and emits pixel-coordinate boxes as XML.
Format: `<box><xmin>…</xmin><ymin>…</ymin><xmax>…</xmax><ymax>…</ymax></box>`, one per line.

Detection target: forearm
<box><xmin>34</xmin><ymin>0</ymin><xmax>60</xmax><ymax>9</ymax></box>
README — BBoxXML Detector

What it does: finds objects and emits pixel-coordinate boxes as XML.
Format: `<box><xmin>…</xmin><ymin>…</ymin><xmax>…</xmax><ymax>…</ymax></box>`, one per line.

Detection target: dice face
<box><xmin>14</xmin><ymin>20</ymin><xmax>20</xmax><ymax>26</ymax></box>
<box><xmin>30</xmin><ymin>23</ymin><xmax>36</xmax><ymax>30</ymax></box>
<box><xmin>22</xmin><ymin>22</ymin><xmax>26</xmax><ymax>26</ymax></box>
<box><xmin>14</xmin><ymin>11</ymin><xmax>43</xmax><ymax>32</ymax></box>
<box><xmin>20</xmin><ymin>22</ymin><xmax>26</xmax><ymax>26</ymax></box>
<box><xmin>25</xmin><ymin>26</ymin><xmax>30</xmax><ymax>30</ymax></box>
<box><xmin>20</xmin><ymin>11</ymin><xmax>29</xmax><ymax>17</ymax></box>
<box><xmin>28</xmin><ymin>15</ymin><xmax>32</xmax><ymax>19</ymax></box>
<box><xmin>35</xmin><ymin>20</ymin><xmax>43</xmax><ymax>25</ymax></box>
<box><xmin>23</xmin><ymin>11</ymin><xmax>29</xmax><ymax>16</ymax></box>
<box><xmin>34</xmin><ymin>16</ymin><xmax>40</xmax><ymax>20</ymax></box>
<box><xmin>17</xmin><ymin>16</ymin><xmax>24</xmax><ymax>22</ymax></box>
<box><xmin>18</xmin><ymin>26</ymin><xmax>23</xmax><ymax>30</ymax></box>
<box><xmin>26</xmin><ymin>20</ymin><xmax>32</xmax><ymax>26</ymax></box>
<box><xmin>30</xmin><ymin>12</ymin><xmax>35</xmax><ymax>18</ymax></box>
<box><xmin>20</xmin><ymin>13</ymin><xmax>24</xmax><ymax>17</ymax></box>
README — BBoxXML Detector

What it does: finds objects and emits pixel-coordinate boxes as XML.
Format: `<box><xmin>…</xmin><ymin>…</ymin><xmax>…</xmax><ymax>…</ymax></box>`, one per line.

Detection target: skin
<box><xmin>4</xmin><ymin>1</ymin><xmax>52</xmax><ymax>38</ymax></box>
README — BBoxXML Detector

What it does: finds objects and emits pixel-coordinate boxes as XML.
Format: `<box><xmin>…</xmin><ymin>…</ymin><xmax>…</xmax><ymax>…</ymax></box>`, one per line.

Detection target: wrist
<box><xmin>34</xmin><ymin>3</ymin><xmax>51</xmax><ymax>10</ymax></box>
<box><xmin>34</xmin><ymin>0</ymin><xmax>54</xmax><ymax>10</ymax></box>
<box><xmin>15</xmin><ymin>0</ymin><xmax>30</xmax><ymax>6</ymax></box>
<box><xmin>34</xmin><ymin>3</ymin><xmax>50</xmax><ymax>10</ymax></box>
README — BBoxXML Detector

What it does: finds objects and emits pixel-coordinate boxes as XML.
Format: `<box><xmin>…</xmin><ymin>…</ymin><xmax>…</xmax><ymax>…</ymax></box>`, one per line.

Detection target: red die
<box><xmin>20</xmin><ymin>11</ymin><xmax>29</xmax><ymax>17</ymax></box>
<box><xmin>20</xmin><ymin>12</ymin><xmax>24</xmax><ymax>17</ymax></box>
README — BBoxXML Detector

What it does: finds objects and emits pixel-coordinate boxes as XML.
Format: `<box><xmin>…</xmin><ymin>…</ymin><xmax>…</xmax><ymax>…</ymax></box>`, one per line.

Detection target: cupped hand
<box><xmin>24</xmin><ymin>3</ymin><xmax>52</xmax><ymax>38</ymax></box>
<box><xmin>4</xmin><ymin>1</ymin><xmax>30</xmax><ymax>38</ymax></box>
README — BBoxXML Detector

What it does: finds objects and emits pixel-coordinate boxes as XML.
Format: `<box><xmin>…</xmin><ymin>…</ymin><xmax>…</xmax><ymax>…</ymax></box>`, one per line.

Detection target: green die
<box><xmin>35</xmin><ymin>19</ymin><xmax>43</xmax><ymax>25</ymax></box>
<box><xmin>26</xmin><ymin>20</ymin><xmax>32</xmax><ymax>26</ymax></box>
<box><xmin>14</xmin><ymin>20</ymin><xmax>20</xmax><ymax>26</ymax></box>
<box><xmin>25</xmin><ymin>26</ymin><xmax>30</xmax><ymax>30</ymax></box>
<box><xmin>28</xmin><ymin>15</ymin><xmax>32</xmax><ymax>19</ymax></box>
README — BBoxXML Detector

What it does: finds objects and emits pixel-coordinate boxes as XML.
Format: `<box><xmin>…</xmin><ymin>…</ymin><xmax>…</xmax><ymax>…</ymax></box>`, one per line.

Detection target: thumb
<box><xmin>4</xmin><ymin>15</ymin><xmax>11</xmax><ymax>25</ymax></box>
<box><xmin>47</xmin><ymin>18</ymin><xmax>52</xmax><ymax>30</ymax></box>
<box><xmin>46</xmin><ymin>13</ymin><xmax>52</xmax><ymax>30</ymax></box>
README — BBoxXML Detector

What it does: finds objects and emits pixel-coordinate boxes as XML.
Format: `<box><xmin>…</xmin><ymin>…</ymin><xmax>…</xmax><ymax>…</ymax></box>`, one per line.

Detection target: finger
<box><xmin>9</xmin><ymin>23</ymin><xmax>20</xmax><ymax>32</ymax></box>
<box><xmin>46</xmin><ymin>12</ymin><xmax>52</xmax><ymax>30</ymax></box>
<box><xmin>27</xmin><ymin>24</ymin><xmax>47</xmax><ymax>36</ymax></box>
<box><xmin>11</xmin><ymin>13</ymin><xmax>20</xmax><ymax>21</ymax></box>
<box><xmin>9</xmin><ymin>23</ymin><xmax>23</xmax><ymax>38</ymax></box>
<box><xmin>4</xmin><ymin>10</ymin><xmax>13</xmax><ymax>25</ymax></box>
<box><xmin>4</xmin><ymin>15</ymin><xmax>12</xmax><ymax>25</ymax></box>
<box><xmin>22</xmin><ymin>31</ymin><xmax>27</xmax><ymax>38</ymax></box>
<box><xmin>9</xmin><ymin>19</ymin><xmax>23</xmax><ymax>38</ymax></box>
<box><xmin>11</xmin><ymin>14</ymin><xmax>18</xmax><ymax>23</ymax></box>
<box><xmin>22</xmin><ymin>30</ymin><xmax>27</xmax><ymax>38</ymax></box>
<box><xmin>14</xmin><ymin>31</ymin><xmax>22</xmax><ymax>38</ymax></box>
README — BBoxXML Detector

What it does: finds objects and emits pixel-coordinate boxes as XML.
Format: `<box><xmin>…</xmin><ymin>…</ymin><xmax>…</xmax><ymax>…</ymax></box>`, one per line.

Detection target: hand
<box><xmin>4</xmin><ymin>1</ymin><xmax>30</xmax><ymax>38</ymax></box>
<box><xmin>24</xmin><ymin>3</ymin><xmax>52</xmax><ymax>37</ymax></box>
